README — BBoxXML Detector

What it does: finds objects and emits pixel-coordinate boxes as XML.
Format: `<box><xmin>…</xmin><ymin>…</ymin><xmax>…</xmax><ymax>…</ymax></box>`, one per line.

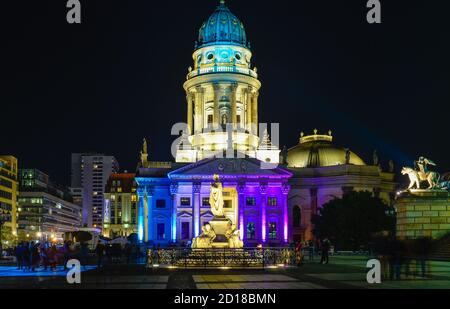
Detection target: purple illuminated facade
<box><xmin>135</xmin><ymin>157</ymin><xmax>292</xmax><ymax>247</ymax></box>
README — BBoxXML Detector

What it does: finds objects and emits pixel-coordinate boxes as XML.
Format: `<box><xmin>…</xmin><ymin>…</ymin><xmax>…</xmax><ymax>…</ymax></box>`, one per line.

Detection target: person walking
<box><xmin>295</xmin><ymin>242</ymin><xmax>303</xmax><ymax>266</ymax></box>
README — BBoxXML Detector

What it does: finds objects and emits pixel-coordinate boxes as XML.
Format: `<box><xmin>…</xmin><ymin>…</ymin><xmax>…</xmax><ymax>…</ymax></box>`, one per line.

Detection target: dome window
<box><xmin>207</xmin><ymin>53</ymin><xmax>215</xmax><ymax>61</ymax></box>
<box><xmin>235</xmin><ymin>53</ymin><xmax>241</xmax><ymax>61</ymax></box>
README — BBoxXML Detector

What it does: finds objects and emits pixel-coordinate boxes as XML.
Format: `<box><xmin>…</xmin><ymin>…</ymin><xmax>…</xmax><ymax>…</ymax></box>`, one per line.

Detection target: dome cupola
<box><xmin>197</xmin><ymin>0</ymin><xmax>248</xmax><ymax>49</ymax></box>
<box><xmin>287</xmin><ymin>130</ymin><xmax>366</xmax><ymax>168</ymax></box>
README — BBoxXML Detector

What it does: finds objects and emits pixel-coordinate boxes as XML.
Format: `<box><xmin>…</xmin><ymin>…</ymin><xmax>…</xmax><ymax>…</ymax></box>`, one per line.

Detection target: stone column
<box><xmin>146</xmin><ymin>188</ymin><xmax>154</xmax><ymax>242</ymax></box>
<box><xmin>251</xmin><ymin>91</ymin><xmax>259</xmax><ymax>135</ymax></box>
<box><xmin>194</xmin><ymin>87</ymin><xmax>204</xmax><ymax>134</ymax></box>
<box><xmin>231</xmin><ymin>83</ymin><xmax>238</xmax><ymax>130</ymax></box>
<box><xmin>137</xmin><ymin>189</ymin><xmax>146</xmax><ymax>243</ymax></box>
<box><xmin>193</xmin><ymin>183</ymin><xmax>202</xmax><ymax>237</ymax></box>
<box><xmin>237</xmin><ymin>183</ymin><xmax>246</xmax><ymax>241</ymax></box>
<box><xmin>246</xmin><ymin>87</ymin><xmax>252</xmax><ymax>133</ymax></box>
<box><xmin>186</xmin><ymin>93</ymin><xmax>193</xmax><ymax>135</ymax></box>
<box><xmin>213</xmin><ymin>83</ymin><xmax>221</xmax><ymax>130</ymax></box>
<box><xmin>170</xmin><ymin>184</ymin><xmax>179</xmax><ymax>243</ymax></box>
<box><xmin>282</xmin><ymin>184</ymin><xmax>291</xmax><ymax>244</ymax></box>
<box><xmin>260</xmin><ymin>183</ymin><xmax>268</xmax><ymax>243</ymax></box>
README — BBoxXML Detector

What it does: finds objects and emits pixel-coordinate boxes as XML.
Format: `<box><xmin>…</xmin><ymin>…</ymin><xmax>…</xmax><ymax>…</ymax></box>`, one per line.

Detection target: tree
<box><xmin>312</xmin><ymin>191</ymin><xmax>395</xmax><ymax>251</ymax></box>
<box><xmin>74</xmin><ymin>231</ymin><xmax>93</xmax><ymax>243</ymax></box>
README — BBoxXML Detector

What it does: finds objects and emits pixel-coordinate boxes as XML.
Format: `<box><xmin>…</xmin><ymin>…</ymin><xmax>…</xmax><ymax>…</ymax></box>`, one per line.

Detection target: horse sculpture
<box><xmin>401</xmin><ymin>167</ymin><xmax>441</xmax><ymax>190</ymax></box>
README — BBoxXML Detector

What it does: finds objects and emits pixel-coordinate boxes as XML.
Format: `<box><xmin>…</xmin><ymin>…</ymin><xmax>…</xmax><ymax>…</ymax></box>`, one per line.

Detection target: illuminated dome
<box><xmin>287</xmin><ymin>130</ymin><xmax>366</xmax><ymax>168</ymax></box>
<box><xmin>197</xmin><ymin>0</ymin><xmax>248</xmax><ymax>49</ymax></box>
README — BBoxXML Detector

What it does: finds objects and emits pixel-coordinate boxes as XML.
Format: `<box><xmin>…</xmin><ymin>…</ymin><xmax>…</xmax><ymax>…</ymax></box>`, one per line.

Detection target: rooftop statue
<box><xmin>401</xmin><ymin>157</ymin><xmax>443</xmax><ymax>191</ymax></box>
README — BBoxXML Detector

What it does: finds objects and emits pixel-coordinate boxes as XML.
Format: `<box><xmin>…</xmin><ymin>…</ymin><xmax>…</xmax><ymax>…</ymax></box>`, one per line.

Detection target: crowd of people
<box><xmin>13</xmin><ymin>241</ymin><xmax>86</xmax><ymax>272</ymax></box>
<box><xmin>294</xmin><ymin>238</ymin><xmax>332</xmax><ymax>266</ymax></box>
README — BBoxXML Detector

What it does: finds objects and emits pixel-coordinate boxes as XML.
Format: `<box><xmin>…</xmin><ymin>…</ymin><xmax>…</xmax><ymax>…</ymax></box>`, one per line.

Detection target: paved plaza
<box><xmin>0</xmin><ymin>256</ymin><xmax>449</xmax><ymax>289</ymax></box>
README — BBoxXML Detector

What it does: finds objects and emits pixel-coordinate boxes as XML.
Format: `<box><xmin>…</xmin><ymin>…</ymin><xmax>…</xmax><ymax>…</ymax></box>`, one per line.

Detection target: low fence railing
<box><xmin>145</xmin><ymin>248</ymin><xmax>305</xmax><ymax>269</ymax></box>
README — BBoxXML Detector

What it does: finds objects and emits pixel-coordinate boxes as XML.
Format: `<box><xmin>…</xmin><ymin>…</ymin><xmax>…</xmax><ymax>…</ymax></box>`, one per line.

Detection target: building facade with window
<box><xmin>103</xmin><ymin>173</ymin><xmax>138</xmax><ymax>238</ymax></box>
<box><xmin>0</xmin><ymin>156</ymin><xmax>19</xmax><ymax>248</ymax></box>
<box><xmin>133</xmin><ymin>1</ymin><xmax>396</xmax><ymax>247</ymax></box>
<box><xmin>18</xmin><ymin>169</ymin><xmax>82</xmax><ymax>242</ymax></box>
<box><xmin>70</xmin><ymin>153</ymin><xmax>119</xmax><ymax>229</ymax></box>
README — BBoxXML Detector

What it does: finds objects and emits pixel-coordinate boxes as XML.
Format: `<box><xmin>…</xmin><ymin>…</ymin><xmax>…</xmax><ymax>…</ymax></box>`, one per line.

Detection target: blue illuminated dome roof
<box><xmin>197</xmin><ymin>0</ymin><xmax>248</xmax><ymax>49</ymax></box>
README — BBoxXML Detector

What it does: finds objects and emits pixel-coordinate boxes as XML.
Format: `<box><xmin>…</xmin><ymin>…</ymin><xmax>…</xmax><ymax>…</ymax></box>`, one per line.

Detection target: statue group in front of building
<box><xmin>191</xmin><ymin>175</ymin><xmax>243</xmax><ymax>249</ymax></box>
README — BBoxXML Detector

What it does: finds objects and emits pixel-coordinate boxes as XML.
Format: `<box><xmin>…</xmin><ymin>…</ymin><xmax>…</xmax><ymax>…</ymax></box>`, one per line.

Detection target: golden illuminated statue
<box><xmin>210</xmin><ymin>174</ymin><xmax>224</xmax><ymax>218</ymax></box>
<box><xmin>191</xmin><ymin>224</ymin><xmax>216</xmax><ymax>249</ymax></box>
<box><xmin>225</xmin><ymin>221</ymin><xmax>244</xmax><ymax>249</ymax></box>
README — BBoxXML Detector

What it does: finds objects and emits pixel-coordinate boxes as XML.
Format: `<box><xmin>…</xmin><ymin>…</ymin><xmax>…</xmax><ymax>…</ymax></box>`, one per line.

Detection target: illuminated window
<box><xmin>180</xmin><ymin>198</ymin><xmax>191</xmax><ymax>207</ymax></box>
<box><xmin>131</xmin><ymin>195</ymin><xmax>137</xmax><ymax>202</ymax></box>
<box><xmin>268</xmin><ymin>197</ymin><xmax>277</xmax><ymax>206</ymax></box>
<box><xmin>246</xmin><ymin>197</ymin><xmax>256</xmax><ymax>206</ymax></box>
<box><xmin>269</xmin><ymin>222</ymin><xmax>277</xmax><ymax>240</ymax></box>
<box><xmin>202</xmin><ymin>198</ymin><xmax>210</xmax><ymax>207</ymax></box>
<box><xmin>247</xmin><ymin>222</ymin><xmax>255</xmax><ymax>240</ymax></box>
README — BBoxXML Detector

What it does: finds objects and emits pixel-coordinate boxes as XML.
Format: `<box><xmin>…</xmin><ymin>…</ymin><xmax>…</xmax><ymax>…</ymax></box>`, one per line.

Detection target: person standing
<box><xmin>15</xmin><ymin>243</ymin><xmax>24</xmax><ymax>270</ymax></box>
<box><xmin>308</xmin><ymin>240</ymin><xmax>315</xmax><ymax>261</ymax></box>
<box><xmin>95</xmin><ymin>242</ymin><xmax>105</xmax><ymax>268</ymax></box>
<box><xmin>295</xmin><ymin>242</ymin><xmax>303</xmax><ymax>266</ymax></box>
<box><xmin>320</xmin><ymin>238</ymin><xmax>330</xmax><ymax>265</ymax></box>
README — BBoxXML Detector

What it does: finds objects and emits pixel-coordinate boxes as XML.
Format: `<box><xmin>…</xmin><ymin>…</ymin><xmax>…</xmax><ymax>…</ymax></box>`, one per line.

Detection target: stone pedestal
<box><xmin>396</xmin><ymin>190</ymin><xmax>450</xmax><ymax>240</ymax></box>
<box><xmin>209</xmin><ymin>217</ymin><xmax>230</xmax><ymax>236</ymax></box>
<box><xmin>209</xmin><ymin>217</ymin><xmax>231</xmax><ymax>248</ymax></box>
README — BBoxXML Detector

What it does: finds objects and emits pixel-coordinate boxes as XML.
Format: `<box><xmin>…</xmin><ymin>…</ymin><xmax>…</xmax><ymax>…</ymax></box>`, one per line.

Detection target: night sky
<box><xmin>3</xmin><ymin>0</ymin><xmax>450</xmax><ymax>186</ymax></box>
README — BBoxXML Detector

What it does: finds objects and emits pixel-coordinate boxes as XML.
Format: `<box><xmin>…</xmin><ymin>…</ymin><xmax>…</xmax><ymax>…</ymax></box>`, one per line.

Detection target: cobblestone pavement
<box><xmin>0</xmin><ymin>257</ymin><xmax>449</xmax><ymax>289</ymax></box>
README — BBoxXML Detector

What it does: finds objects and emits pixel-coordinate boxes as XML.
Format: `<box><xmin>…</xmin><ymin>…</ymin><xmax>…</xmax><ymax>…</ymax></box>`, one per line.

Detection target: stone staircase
<box><xmin>429</xmin><ymin>235</ymin><xmax>450</xmax><ymax>261</ymax></box>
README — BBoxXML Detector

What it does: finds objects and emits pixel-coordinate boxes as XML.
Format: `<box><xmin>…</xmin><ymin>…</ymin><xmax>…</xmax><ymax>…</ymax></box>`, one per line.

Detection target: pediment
<box><xmin>168</xmin><ymin>156</ymin><xmax>292</xmax><ymax>180</ymax></box>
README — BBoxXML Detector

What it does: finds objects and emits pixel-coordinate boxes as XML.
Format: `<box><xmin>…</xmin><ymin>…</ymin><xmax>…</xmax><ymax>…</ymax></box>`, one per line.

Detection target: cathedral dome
<box><xmin>197</xmin><ymin>0</ymin><xmax>248</xmax><ymax>49</ymax></box>
<box><xmin>287</xmin><ymin>131</ymin><xmax>366</xmax><ymax>168</ymax></box>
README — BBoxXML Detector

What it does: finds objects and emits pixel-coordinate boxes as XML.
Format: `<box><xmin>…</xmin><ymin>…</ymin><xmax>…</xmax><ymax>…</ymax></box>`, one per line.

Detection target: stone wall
<box><xmin>396</xmin><ymin>190</ymin><xmax>450</xmax><ymax>239</ymax></box>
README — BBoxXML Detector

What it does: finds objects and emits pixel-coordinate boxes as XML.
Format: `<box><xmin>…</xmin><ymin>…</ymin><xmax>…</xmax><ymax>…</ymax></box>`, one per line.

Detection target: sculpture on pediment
<box><xmin>401</xmin><ymin>157</ymin><xmax>443</xmax><ymax>191</ymax></box>
<box><xmin>210</xmin><ymin>174</ymin><xmax>224</xmax><ymax>218</ymax></box>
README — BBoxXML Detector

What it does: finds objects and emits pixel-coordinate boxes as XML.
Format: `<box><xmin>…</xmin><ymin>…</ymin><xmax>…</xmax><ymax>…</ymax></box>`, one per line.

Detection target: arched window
<box><xmin>293</xmin><ymin>206</ymin><xmax>302</xmax><ymax>228</ymax></box>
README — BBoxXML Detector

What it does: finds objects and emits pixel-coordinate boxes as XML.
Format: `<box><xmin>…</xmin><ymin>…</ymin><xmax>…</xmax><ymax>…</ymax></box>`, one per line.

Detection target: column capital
<box><xmin>213</xmin><ymin>83</ymin><xmax>222</xmax><ymax>92</ymax></box>
<box><xmin>193</xmin><ymin>183</ymin><xmax>202</xmax><ymax>194</ymax></box>
<box><xmin>260</xmin><ymin>183</ymin><xmax>268</xmax><ymax>195</ymax></box>
<box><xmin>195</xmin><ymin>85</ymin><xmax>205</xmax><ymax>93</ymax></box>
<box><xmin>146</xmin><ymin>187</ymin><xmax>155</xmax><ymax>197</ymax></box>
<box><xmin>282</xmin><ymin>184</ymin><xmax>291</xmax><ymax>195</ymax></box>
<box><xmin>137</xmin><ymin>188</ymin><xmax>146</xmax><ymax>198</ymax></box>
<box><xmin>170</xmin><ymin>183</ymin><xmax>179</xmax><ymax>195</ymax></box>
<box><xmin>237</xmin><ymin>183</ymin><xmax>246</xmax><ymax>195</ymax></box>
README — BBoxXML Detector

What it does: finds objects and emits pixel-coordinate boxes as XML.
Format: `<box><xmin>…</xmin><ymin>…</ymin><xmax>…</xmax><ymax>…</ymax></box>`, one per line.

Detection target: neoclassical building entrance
<box><xmin>135</xmin><ymin>157</ymin><xmax>292</xmax><ymax>247</ymax></box>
